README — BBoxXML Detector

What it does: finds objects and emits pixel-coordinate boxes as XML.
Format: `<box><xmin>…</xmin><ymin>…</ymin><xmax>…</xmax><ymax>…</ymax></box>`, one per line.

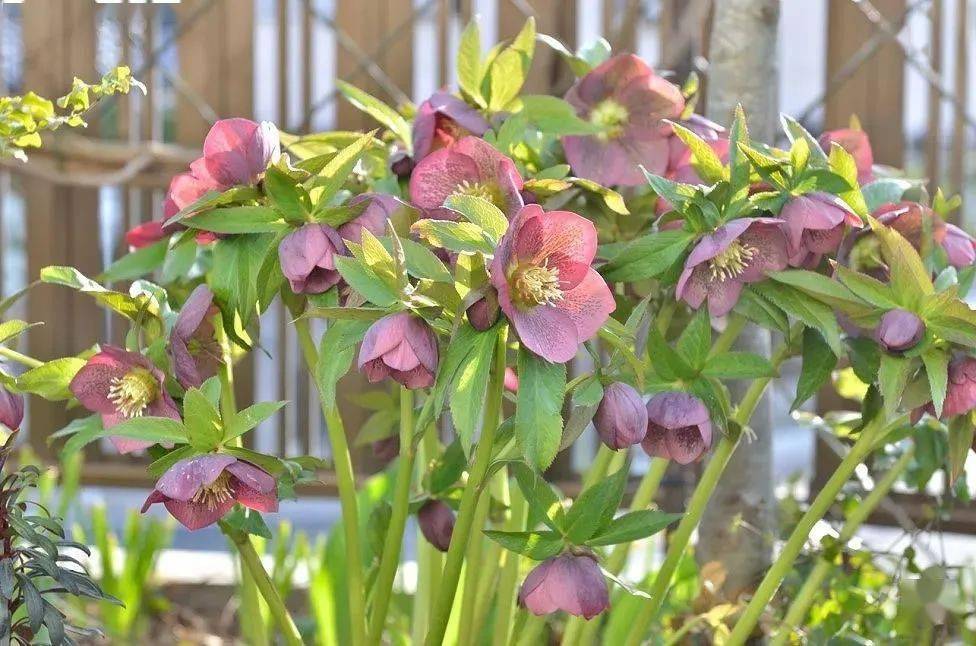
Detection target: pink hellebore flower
<box><xmin>169</xmin><ymin>285</ymin><xmax>222</xmax><ymax>389</ymax></box>
<box><xmin>278</xmin><ymin>223</ymin><xmax>346</xmax><ymax>295</ymax></box>
<box><xmin>413</xmin><ymin>91</ymin><xmax>491</xmax><ymax>161</ymax></box>
<box><xmin>780</xmin><ymin>192</ymin><xmax>862</xmax><ymax>267</ymax></box>
<box><xmin>409</xmin><ymin>136</ymin><xmax>524</xmax><ymax>217</ymax></box>
<box><xmin>0</xmin><ymin>386</ymin><xmax>24</xmax><ymax>431</ymax></box>
<box><xmin>676</xmin><ymin>218</ymin><xmax>789</xmax><ymax>317</ymax></box>
<box><xmin>202</xmin><ymin>118</ymin><xmax>280</xmax><ymax>187</ymax></box>
<box><xmin>594</xmin><ymin>382</ymin><xmax>647</xmax><ymax>450</ymax></box>
<box><xmin>125</xmin><ymin>221</ymin><xmax>168</xmax><ymax>250</ymax></box>
<box><xmin>141</xmin><ymin>454</ymin><xmax>278</xmax><ymax>531</ymax></box>
<box><xmin>940</xmin><ymin>223</ymin><xmax>976</xmax><ymax>268</ymax></box>
<box><xmin>490</xmin><ymin>205</ymin><xmax>616</xmax><ymax>364</ymax></box>
<box><xmin>519</xmin><ymin>553</ymin><xmax>610</xmax><ymax>619</ymax></box>
<box><xmin>563</xmin><ymin>54</ymin><xmax>684</xmax><ymax>187</ymax></box>
<box><xmin>875</xmin><ymin>308</ymin><xmax>924</xmax><ymax>353</ymax></box>
<box><xmin>940</xmin><ymin>357</ymin><xmax>976</xmax><ymax>419</ymax></box>
<box><xmin>874</xmin><ymin>201</ymin><xmax>976</xmax><ymax>268</ymax></box>
<box><xmin>69</xmin><ymin>347</ymin><xmax>180</xmax><ymax>454</ymax></box>
<box><xmin>358</xmin><ymin>312</ymin><xmax>439</xmax><ymax>389</ymax></box>
<box><xmin>418</xmin><ymin>499</ymin><xmax>456</xmax><ymax>552</ymax></box>
<box><xmin>643</xmin><ymin>391</ymin><xmax>713</xmax><ymax>464</ymax></box>
<box><xmin>818</xmin><ymin>128</ymin><xmax>874</xmax><ymax>185</ymax></box>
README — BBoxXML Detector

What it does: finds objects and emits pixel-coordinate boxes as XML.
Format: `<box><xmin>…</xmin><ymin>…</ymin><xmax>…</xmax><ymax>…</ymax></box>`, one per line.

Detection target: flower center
<box><xmin>708</xmin><ymin>240</ymin><xmax>756</xmax><ymax>281</ymax></box>
<box><xmin>511</xmin><ymin>262</ymin><xmax>564</xmax><ymax>307</ymax></box>
<box><xmin>590</xmin><ymin>99</ymin><xmax>629</xmax><ymax>138</ymax></box>
<box><xmin>191</xmin><ymin>472</ymin><xmax>235</xmax><ymax>510</ymax></box>
<box><xmin>453</xmin><ymin>179</ymin><xmax>498</xmax><ymax>203</ymax></box>
<box><xmin>107</xmin><ymin>367</ymin><xmax>158</xmax><ymax>418</ymax></box>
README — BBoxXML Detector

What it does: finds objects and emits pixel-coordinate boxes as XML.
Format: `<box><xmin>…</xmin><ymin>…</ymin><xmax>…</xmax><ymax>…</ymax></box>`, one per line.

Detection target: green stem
<box><xmin>0</xmin><ymin>346</ymin><xmax>42</xmax><ymax>369</ymax></box>
<box><xmin>581</xmin><ymin>444</ymin><xmax>617</xmax><ymax>491</ymax></box>
<box><xmin>294</xmin><ymin>315</ymin><xmax>367</xmax><ymax>646</ymax></box>
<box><xmin>457</xmin><ymin>490</ymin><xmax>492</xmax><ymax>636</ymax></box>
<box><xmin>425</xmin><ymin>326</ymin><xmax>508</xmax><ymax>646</ymax></box>
<box><xmin>770</xmin><ymin>442</ymin><xmax>915</xmax><ymax>646</ymax></box>
<box><xmin>622</xmin><ymin>326</ymin><xmax>798</xmax><ymax>646</ymax></box>
<box><xmin>412</xmin><ymin>428</ymin><xmax>441</xmax><ymax>645</ymax></box>
<box><xmin>726</xmin><ymin>415</ymin><xmax>904</xmax><ymax>645</ymax></box>
<box><xmin>492</xmin><ymin>485</ymin><xmax>527</xmax><ymax>646</ymax></box>
<box><xmin>367</xmin><ymin>388</ymin><xmax>415</xmax><ymax>644</ymax></box>
<box><xmin>220</xmin><ymin>522</ymin><xmax>303</xmax><ymax>646</ymax></box>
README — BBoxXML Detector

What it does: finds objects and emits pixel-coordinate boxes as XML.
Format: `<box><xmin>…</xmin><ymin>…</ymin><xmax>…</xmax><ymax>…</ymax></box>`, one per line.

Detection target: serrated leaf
<box><xmin>676</xmin><ymin>309</ymin><xmax>711</xmax><ymax>369</ymax></box>
<box><xmin>792</xmin><ymin>328</ymin><xmax>837</xmax><ymax>410</ymax></box>
<box><xmin>753</xmin><ymin>281</ymin><xmax>842</xmax><ymax>355</ymax></box>
<box><xmin>483</xmin><ymin>530</ymin><xmax>563</xmax><ymax>560</ymax></box>
<box><xmin>599</xmin><ymin>229</ymin><xmax>694</xmax><ymax>282</ymax></box>
<box><xmin>457</xmin><ymin>20</ymin><xmax>486</xmax><ymax>107</ymax></box>
<box><xmin>667</xmin><ymin>120</ymin><xmax>726</xmax><ymax>183</ymax></box>
<box><xmin>878</xmin><ymin>354</ymin><xmax>914</xmax><ymax>416</ymax></box>
<box><xmin>336</xmin><ymin>80</ymin><xmax>412</xmax><ymax>152</ymax></box>
<box><xmin>512</xmin><ymin>462</ymin><xmax>565</xmax><ymax>531</ymax></box>
<box><xmin>586</xmin><ymin>510</ymin><xmax>683</xmax><ymax>546</ymax></box>
<box><xmin>411</xmin><ymin>219</ymin><xmax>496</xmax><ymax>255</ymax></box>
<box><xmin>947</xmin><ymin>415</ymin><xmax>974</xmax><ymax>486</ymax></box>
<box><xmin>920</xmin><ymin>349</ymin><xmax>948</xmax><ymax>418</ymax></box>
<box><xmin>183</xmin><ymin>205</ymin><xmax>288</xmax><ymax>234</ymax></box>
<box><xmin>704</xmin><ymin>352</ymin><xmax>777</xmax><ymax>380</ymax></box>
<box><xmin>334</xmin><ymin>255</ymin><xmax>399</xmax><ymax>306</ymax></box>
<box><xmin>562</xmin><ymin>464</ymin><xmax>629</xmax><ymax>543</ymax></box>
<box><xmin>780</xmin><ymin>114</ymin><xmax>829</xmax><ymax>166</ymax></box>
<box><xmin>515</xmin><ymin>349</ymin><xmax>566</xmax><ymax>471</ymax></box>
<box><xmin>16</xmin><ymin>357</ymin><xmax>86</xmax><ymax>400</ymax></box>
<box><xmin>445</xmin><ymin>194</ymin><xmax>509</xmax><ymax>242</ymax></box>
<box><xmin>224</xmin><ymin>401</ymin><xmax>287</xmax><ymax>444</ymax></box>
<box><xmin>450</xmin><ymin>327</ymin><xmax>498</xmax><ymax>449</ymax></box>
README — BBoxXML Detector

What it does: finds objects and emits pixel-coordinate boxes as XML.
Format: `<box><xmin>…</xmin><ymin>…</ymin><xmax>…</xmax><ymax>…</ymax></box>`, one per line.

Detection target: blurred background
<box><xmin>0</xmin><ymin>0</ymin><xmax>973</xmax><ymax>634</ymax></box>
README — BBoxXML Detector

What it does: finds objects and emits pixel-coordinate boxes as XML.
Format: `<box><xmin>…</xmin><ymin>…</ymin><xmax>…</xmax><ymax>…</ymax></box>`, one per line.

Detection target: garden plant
<box><xmin>1</xmin><ymin>18</ymin><xmax>976</xmax><ymax>645</ymax></box>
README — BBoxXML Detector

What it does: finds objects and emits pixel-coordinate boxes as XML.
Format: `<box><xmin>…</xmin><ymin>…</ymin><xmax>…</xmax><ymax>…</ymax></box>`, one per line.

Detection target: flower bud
<box><xmin>417</xmin><ymin>499</ymin><xmax>455</xmax><ymax>552</ymax></box>
<box><xmin>390</xmin><ymin>152</ymin><xmax>415</xmax><ymax>179</ymax></box>
<box><xmin>466</xmin><ymin>287</ymin><xmax>500</xmax><ymax>331</ymax></box>
<box><xmin>876</xmin><ymin>308</ymin><xmax>924</xmax><ymax>353</ymax></box>
<box><xmin>0</xmin><ymin>387</ymin><xmax>24</xmax><ymax>431</ymax></box>
<box><xmin>278</xmin><ymin>223</ymin><xmax>345</xmax><ymax>295</ymax></box>
<box><xmin>519</xmin><ymin>553</ymin><xmax>609</xmax><ymax>619</ymax></box>
<box><xmin>358</xmin><ymin>312</ymin><xmax>439</xmax><ymax>389</ymax></box>
<box><xmin>643</xmin><ymin>391</ymin><xmax>712</xmax><ymax>465</ymax></box>
<box><xmin>594</xmin><ymin>382</ymin><xmax>646</xmax><ymax>450</ymax></box>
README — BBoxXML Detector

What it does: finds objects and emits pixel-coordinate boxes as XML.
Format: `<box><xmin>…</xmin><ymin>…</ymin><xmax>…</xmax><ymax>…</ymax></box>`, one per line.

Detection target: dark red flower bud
<box><xmin>0</xmin><ymin>386</ymin><xmax>24</xmax><ymax>431</ymax></box>
<box><xmin>466</xmin><ymin>287</ymin><xmax>500</xmax><ymax>331</ymax></box>
<box><xmin>876</xmin><ymin>308</ymin><xmax>924</xmax><ymax>353</ymax></box>
<box><xmin>519</xmin><ymin>553</ymin><xmax>609</xmax><ymax>619</ymax></box>
<box><xmin>594</xmin><ymin>382</ymin><xmax>646</xmax><ymax>449</ymax></box>
<box><xmin>418</xmin><ymin>499</ymin><xmax>455</xmax><ymax>552</ymax></box>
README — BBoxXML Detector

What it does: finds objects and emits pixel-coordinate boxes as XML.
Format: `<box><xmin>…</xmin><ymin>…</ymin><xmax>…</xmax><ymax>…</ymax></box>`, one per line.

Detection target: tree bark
<box><xmin>697</xmin><ymin>0</ymin><xmax>781</xmax><ymax>601</ymax></box>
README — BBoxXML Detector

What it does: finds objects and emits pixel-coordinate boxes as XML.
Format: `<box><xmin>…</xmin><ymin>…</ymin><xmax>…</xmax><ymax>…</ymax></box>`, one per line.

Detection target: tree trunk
<box><xmin>697</xmin><ymin>0</ymin><xmax>781</xmax><ymax>601</ymax></box>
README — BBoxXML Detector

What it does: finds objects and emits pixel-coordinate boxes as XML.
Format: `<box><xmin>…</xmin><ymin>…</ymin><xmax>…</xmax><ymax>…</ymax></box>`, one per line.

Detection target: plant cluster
<box><xmin>2</xmin><ymin>18</ymin><xmax>976</xmax><ymax>644</ymax></box>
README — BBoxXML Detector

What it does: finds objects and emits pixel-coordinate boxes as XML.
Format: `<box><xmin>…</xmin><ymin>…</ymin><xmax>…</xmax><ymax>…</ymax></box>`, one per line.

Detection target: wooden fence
<box><xmin>0</xmin><ymin>0</ymin><xmax>972</xmax><ymax>485</ymax></box>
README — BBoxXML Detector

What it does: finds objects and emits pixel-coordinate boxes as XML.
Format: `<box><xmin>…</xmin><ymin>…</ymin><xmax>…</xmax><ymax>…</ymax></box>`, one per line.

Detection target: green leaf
<box><xmin>780</xmin><ymin>114</ymin><xmax>828</xmax><ymax>166</ymax></box>
<box><xmin>861</xmin><ymin>178</ymin><xmax>916</xmax><ymax>212</ymax></box>
<box><xmin>444</xmin><ymin>195</ymin><xmax>509</xmax><ymax>242</ymax></box>
<box><xmin>753</xmin><ymin>281</ymin><xmax>842</xmax><ymax>355</ymax></box>
<box><xmin>920</xmin><ymin>348</ymin><xmax>948</xmax><ymax>418</ymax></box>
<box><xmin>334</xmin><ymin>255</ymin><xmax>400</xmax><ymax>307</ymax></box>
<box><xmin>641</xmin><ymin>171</ymin><xmax>697</xmax><ymax>211</ymax></box>
<box><xmin>40</xmin><ymin>266</ymin><xmax>161</xmax><ymax>332</ymax></box>
<box><xmin>827</xmin><ymin>143</ymin><xmax>868</xmax><ymax>216</ymax></box>
<box><xmin>0</xmin><ymin>319</ymin><xmax>32</xmax><ymax>345</ymax></box>
<box><xmin>457</xmin><ymin>20</ymin><xmax>486</xmax><ymax>107</ymax></box>
<box><xmin>568</xmin><ymin>178</ymin><xmax>629</xmax><ymax>215</ymax></box>
<box><xmin>517</xmin><ymin>95</ymin><xmax>603</xmax><ymax>136</ymax></box>
<box><xmin>646</xmin><ymin>327</ymin><xmax>695</xmax><ymax>381</ymax></box>
<box><xmin>224</xmin><ymin>401</ymin><xmax>288</xmax><ymax>444</ymax></box>
<box><xmin>586</xmin><ymin>510</ymin><xmax>683</xmax><ymax>547</ymax></box>
<box><xmin>535</xmin><ymin>34</ymin><xmax>592</xmax><ymax>76</ymax></box>
<box><xmin>792</xmin><ymin>328</ymin><xmax>837</xmax><ymax>410</ymax></box>
<box><xmin>379</xmin><ymin>236</ymin><xmax>452</xmax><ymax>283</ymax></box>
<box><xmin>183</xmin><ymin>388</ymin><xmax>223</xmax><ymax>451</ymax></box>
<box><xmin>184</xmin><ymin>205</ymin><xmax>288</xmax><ymax>234</ymax></box>
<box><xmin>307</xmin><ymin>131</ymin><xmax>376</xmax><ymax>205</ymax></box>
<box><xmin>412</xmin><ymin>219</ymin><xmax>496</xmax><ymax>255</ymax></box>
<box><xmin>599</xmin><ymin>229</ymin><xmax>694</xmax><ymax>282</ymax></box>
<box><xmin>336</xmin><ymin>80</ymin><xmax>412</xmax><ymax>151</ymax></box>
<box><xmin>562</xmin><ymin>464</ymin><xmax>628</xmax><ymax>544</ymax></box>
<box><xmin>450</xmin><ymin>327</ymin><xmax>499</xmax><ymax>449</ymax></box>
<box><xmin>946</xmin><ymin>415</ymin><xmax>974</xmax><ymax>486</ymax></box>
<box><xmin>210</xmin><ymin>234</ymin><xmax>276</xmax><ymax>327</ymax></box>
<box><xmin>315</xmin><ymin>320</ymin><xmax>370</xmax><ymax>406</ymax></box>
<box><xmin>512</xmin><ymin>462</ymin><xmax>565</xmax><ymax>532</ymax></box>
<box><xmin>703</xmin><ymin>352</ymin><xmax>777</xmax><ymax>380</ymax></box>
<box><xmin>728</xmin><ymin>105</ymin><xmax>751</xmax><ymax>192</ymax></box>
<box><xmin>426</xmin><ymin>440</ymin><xmax>468</xmax><ymax>494</ymax></box>
<box><xmin>873</xmin><ymin>220</ymin><xmax>934</xmax><ymax>305</ymax></box>
<box><xmin>878</xmin><ymin>354</ymin><xmax>914</xmax><ymax>416</ymax></box>
<box><xmin>483</xmin><ymin>530</ymin><xmax>564</xmax><ymax>560</ymax></box>
<box><xmin>487</xmin><ymin>18</ymin><xmax>535</xmax><ymax>111</ymax></box>
<box><xmin>666</xmin><ymin>120</ymin><xmax>726</xmax><ymax>183</ymax></box>
<box><xmin>99</xmin><ymin>416</ymin><xmax>187</xmax><ymax>445</ymax></box>
<box><xmin>515</xmin><ymin>349</ymin><xmax>566</xmax><ymax>471</ymax></box>
<box><xmin>833</xmin><ymin>265</ymin><xmax>900</xmax><ymax>309</ymax></box>
<box><xmin>16</xmin><ymin>358</ymin><xmax>86</xmax><ymax>400</ymax></box>
<box><xmin>676</xmin><ymin>309</ymin><xmax>711</xmax><ymax>369</ymax></box>
<box><xmin>100</xmin><ymin>239</ymin><xmax>168</xmax><ymax>283</ymax></box>
<box><xmin>735</xmin><ymin>287</ymin><xmax>790</xmax><ymax>333</ymax></box>
<box><xmin>263</xmin><ymin>166</ymin><xmax>308</xmax><ymax>223</ymax></box>
<box><xmin>768</xmin><ymin>269</ymin><xmax>873</xmax><ymax>315</ymax></box>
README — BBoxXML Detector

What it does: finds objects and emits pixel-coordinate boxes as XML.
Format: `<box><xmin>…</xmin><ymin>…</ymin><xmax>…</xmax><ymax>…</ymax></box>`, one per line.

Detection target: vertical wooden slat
<box><xmin>926</xmin><ymin>0</ymin><xmax>943</xmax><ymax>194</ymax></box>
<box><xmin>949</xmin><ymin>0</ymin><xmax>969</xmax><ymax>200</ymax></box>
<box><xmin>498</xmin><ymin>0</ymin><xmax>577</xmax><ymax>96</ymax></box>
<box><xmin>825</xmin><ymin>0</ymin><xmax>906</xmax><ymax>167</ymax></box>
<box><xmin>604</xmin><ymin>0</ymin><xmax>640</xmax><ymax>54</ymax></box>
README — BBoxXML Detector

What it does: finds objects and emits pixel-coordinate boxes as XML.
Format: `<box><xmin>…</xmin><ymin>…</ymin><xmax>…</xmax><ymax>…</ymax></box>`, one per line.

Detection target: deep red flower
<box><xmin>0</xmin><ymin>386</ymin><xmax>24</xmax><ymax>431</ymax></box>
<box><xmin>124</xmin><ymin>221</ymin><xmax>168</xmax><ymax>250</ymax></box>
<box><xmin>418</xmin><ymin>499</ymin><xmax>456</xmax><ymax>552</ymax></box>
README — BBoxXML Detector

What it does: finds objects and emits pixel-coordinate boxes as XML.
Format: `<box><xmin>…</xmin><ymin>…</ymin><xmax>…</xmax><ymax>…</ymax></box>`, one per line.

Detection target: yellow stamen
<box><xmin>512</xmin><ymin>261</ymin><xmax>564</xmax><ymax>307</ymax></box>
<box><xmin>590</xmin><ymin>99</ymin><xmax>629</xmax><ymax>138</ymax></box>
<box><xmin>191</xmin><ymin>472</ymin><xmax>235</xmax><ymax>510</ymax></box>
<box><xmin>107</xmin><ymin>367</ymin><xmax>158</xmax><ymax>419</ymax></box>
<box><xmin>708</xmin><ymin>240</ymin><xmax>757</xmax><ymax>282</ymax></box>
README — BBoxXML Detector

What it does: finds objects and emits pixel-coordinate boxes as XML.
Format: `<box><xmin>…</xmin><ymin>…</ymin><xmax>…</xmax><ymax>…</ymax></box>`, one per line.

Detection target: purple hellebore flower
<box><xmin>876</xmin><ymin>308</ymin><xmax>924</xmax><ymax>353</ymax></box>
<box><xmin>676</xmin><ymin>218</ymin><xmax>789</xmax><ymax>317</ymax></box>
<box><xmin>279</xmin><ymin>223</ymin><xmax>346</xmax><ymax>295</ymax></box>
<box><xmin>169</xmin><ymin>285</ymin><xmax>222</xmax><ymax>389</ymax></box>
<box><xmin>643</xmin><ymin>391</ymin><xmax>713</xmax><ymax>464</ymax></box>
<box><xmin>490</xmin><ymin>205</ymin><xmax>616</xmax><ymax>364</ymax></box>
<box><xmin>519</xmin><ymin>553</ymin><xmax>610</xmax><ymax>619</ymax></box>
<box><xmin>940</xmin><ymin>223</ymin><xmax>976</xmax><ymax>268</ymax></box>
<box><xmin>141</xmin><ymin>454</ymin><xmax>278</xmax><ymax>531</ymax></box>
<box><xmin>780</xmin><ymin>192</ymin><xmax>862</xmax><ymax>268</ymax></box>
<box><xmin>412</xmin><ymin>91</ymin><xmax>491</xmax><ymax>161</ymax></box>
<box><xmin>818</xmin><ymin>128</ymin><xmax>874</xmax><ymax>185</ymax></box>
<box><xmin>562</xmin><ymin>54</ymin><xmax>684</xmax><ymax>187</ymax></box>
<box><xmin>417</xmin><ymin>499</ymin><xmax>456</xmax><ymax>552</ymax></box>
<box><xmin>940</xmin><ymin>357</ymin><xmax>976</xmax><ymax>419</ymax></box>
<box><xmin>466</xmin><ymin>287</ymin><xmax>501</xmax><ymax>331</ymax></box>
<box><xmin>69</xmin><ymin>346</ymin><xmax>180</xmax><ymax>454</ymax></box>
<box><xmin>358</xmin><ymin>312</ymin><xmax>439</xmax><ymax>389</ymax></box>
<box><xmin>409</xmin><ymin>136</ymin><xmax>524</xmax><ymax>217</ymax></box>
<box><xmin>202</xmin><ymin>118</ymin><xmax>280</xmax><ymax>187</ymax></box>
<box><xmin>594</xmin><ymin>382</ymin><xmax>647</xmax><ymax>450</ymax></box>
<box><xmin>0</xmin><ymin>386</ymin><xmax>24</xmax><ymax>431</ymax></box>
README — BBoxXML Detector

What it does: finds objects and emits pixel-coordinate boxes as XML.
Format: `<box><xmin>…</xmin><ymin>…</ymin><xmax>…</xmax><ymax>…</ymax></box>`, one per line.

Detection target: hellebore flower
<box><xmin>780</xmin><ymin>192</ymin><xmax>862</xmax><ymax>267</ymax></box>
<box><xmin>665</xmin><ymin>114</ymin><xmax>726</xmax><ymax>174</ymax></box>
<box><xmin>466</xmin><ymin>287</ymin><xmax>501</xmax><ymax>331</ymax></box>
<box><xmin>390</xmin><ymin>151</ymin><xmax>415</xmax><ymax>179</ymax></box>
<box><xmin>818</xmin><ymin>128</ymin><xmax>874</xmax><ymax>185</ymax></box>
<box><xmin>69</xmin><ymin>347</ymin><xmax>180</xmax><ymax>454</ymax></box>
<box><xmin>418</xmin><ymin>499</ymin><xmax>456</xmax><ymax>552</ymax></box>
<box><xmin>141</xmin><ymin>454</ymin><xmax>277</xmax><ymax>531</ymax></box>
<box><xmin>413</xmin><ymin>91</ymin><xmax>490</xmax><ymax>161</ymax></box>
<box><xmin>563</xmin><ymin>54</ymin><xmax>684</xmax><ymax>187</ymax></box>
<box><xmin>0</xmin><ymin>386</ymin><xmax>24</xmax><ymax>431</ymax></box>
<box><xmin>125</xmin><ymin>221</ymin><xmax>167</xmax><ymax>250</ymax></box>
<box><xmin>940</xmin><ymin>357</ymin><xmax>976</xmax><ymax>419</ymax></box>
<box><xmin>676</xmin><ymin>218</ymin><xmax>789</xmax><ymax>317</ymax></box>
<box><xmin>594</xmin><ymin>382</ymin><xmax>647</xmax><ymax>450</ymax></box>
<box><xmin>872</xmin><ymin>201</ymin><xmax>976</xmax><ymax>268</ymax></box>
<box><xmin>519</xmin><ymin>553</ymin><xmax>610</xmax><ymax>619</ymax></box>
<box><xmin>202</xmin><ymin>118</ymin><xmax>280</xmax><ymax>187</ymax></box>
<box><xmin>876</xmin><ymin>308</ymin><xmax>924</xmax><ymax>353</ymax></box>
<box><xmin>337</xmin><ymin>194</ymin><xmax>413</xmax><ymax>246</ymax></box>
<box><xmin>169</xmin><ymin>285</ymin><xmax>222</xmax><ymax>389</ymax></box>
<box><xmin>358</xmin><ymin>312</ymin><xmax>439</xmax><ymax>389</ymax></box>
<box><xmin>643</xmin><ymin>391</ymin><xmax>712</xmax><ymax>464</ymax></box>
<box><xmin>278</xmin><ymin>223</ymin><xmax>346</xmax><ymax>294</ymax></box>
<box><xmin>409</xmin><ymin>136</ymin><xmax>524</xmax><ymax>217</ymax></box>
<box><xmin>490</xmin><ymin>205</ymin><xmax>616</xmax><ymax>364</ymax></box>
<box><xmin>940</xmin><ymin>223</ymin><xmax>976</xmax><ymax>268</ymax></box>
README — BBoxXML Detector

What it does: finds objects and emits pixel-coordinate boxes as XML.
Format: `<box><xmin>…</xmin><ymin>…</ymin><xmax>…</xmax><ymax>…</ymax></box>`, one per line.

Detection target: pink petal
<box><xmin>164</xmin><ymin>497</ymin><xmax>236</xmax><ymax>531</ymax></box>
<box><xmin>664</xmin><ymin>423</ymin><xmax>711</xmax><ymax>464</ymax></box>
<box><xmin>557</xmin><ymin>269</ymin><xmax>616</xmax><ymax>345</ymax></box>
<box><xmin>156</xmin><ymin>454</ymin><xmax>237</xmax><ymax>501</ymax></box>
<box><xmin>509</xmin><ymin>304</ymin><xmax>580</xmax><ymax>364</ymax></box>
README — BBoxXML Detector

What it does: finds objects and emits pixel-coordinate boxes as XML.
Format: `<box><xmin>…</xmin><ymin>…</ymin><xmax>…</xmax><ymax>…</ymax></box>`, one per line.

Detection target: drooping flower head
<box><xmin>418</xmin><ymin>499</ymin><xmax>456</xmax><ymax>552</ymax></box>
<box><xmin>941</xmin><ymin>224</ymin><xmax>976</xmax><ymax>268</ymax></box>
<box><xmin>358</xmin><ymin>312</ymin><xmax>439</xmax><ymax>389</ymax></box>
<box><xmin>466</xmin><ymin>286</ymin><xmax>501</xmax><ymax>332</ymax></box>
<box><xmin>562</xmin><ymin>54</ymin><xmax>684</xmax><ymax>187</ymax></box>
<box><xmin>410</xmin><ymin>136</ymin><xmax>524</xmax><ymax>217</ymax></box>
<box><xmin>413</xmin><ymin>91</ymin><xmax>491</xmax><ymax>161</ymax></box>
<box><xmin>490</xmin><ymin>205</ymin><xmax>615</xmax><ymax>363</ymax></box>
<box><xmin>69</xmin><ymin>347</ymin><xmax>180</xmax><ymax>454</ymax></box>
<box><xmin>202</xmin><ymin>118</ymin><xmax>280</xmax><ymax>187</ymax></box>
<box><xmin>643</xmin><ymin>391</ymin><xmax>712</xmax><ymax>464</ymax></box>
<box><xmin>169</xmin><ymin>285</ymin><xmax>222</xmax><ymax>389</ymax></box>
<box><xmin>676</xmin><ymin>218</ymin><xmax>789</xmax><ymax>316</ymax></box>
<box><xmin>278</xmin><ymin>223</ymin><xmax>346</xmax><ymax>295</ymax></box>
<box><xmin>594</xmin><ymin>382</ymin><xmax>647</xmax><ymax>450</ymax></box>
<box><xmin>780</xmin><ymin>192</ymin><xmax>862</xmax><ymax>267</ymax></box>
<box><xmin>0</xmin><ymin>386</ymin><xmax>24</xmax><ymax>431</ymax></box>
<box><xmin>519</xmin><ymin>553</ymin><xmax>610</xmax><ymax>619</ymax></box>
<box><xmin>818</xmin><ymin>128</ymin><xmax>874</xmax><ymax>185</ymax></box>
<box><xmin>865</xmin><ymin>201</ymin><xmax>976</xmax><ymax>270</ymax></box>
<box><xmin>125</xmin><ymin>221</ymin><xmax>167</xmax><ymax>250</ymax></box>
<box><xmin>876</xmin><ymin>308</ymin><xmax>924</xmax><ymax>353</ymax></box>
<box><xmin>940</xmin><ymin>357</ymin><xmax>976</xmax><ymax>420</ymax></box>
<box><xmin>141</xmin><ymin>454</ymin><xmax>277</xmax><ymax>530</ymax></box>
